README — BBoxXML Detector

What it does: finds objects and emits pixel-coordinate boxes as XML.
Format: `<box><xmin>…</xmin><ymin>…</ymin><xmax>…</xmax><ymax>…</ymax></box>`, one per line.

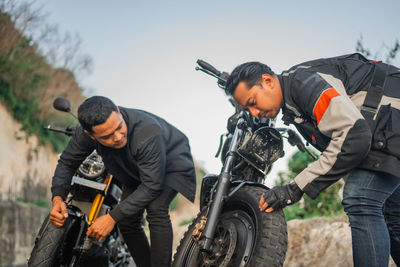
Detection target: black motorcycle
<box><xmin>173</xmin><ymin>60</ymin><xmax>314</xmax><ymax>267</ymax></box>
<box><xmin>28</xmin><ymin>98</ymin><xmax>132</xmax><ymax>267</ymax></box>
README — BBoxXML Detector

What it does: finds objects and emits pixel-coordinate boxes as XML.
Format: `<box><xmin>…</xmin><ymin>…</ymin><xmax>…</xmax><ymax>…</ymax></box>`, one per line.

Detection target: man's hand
<box><xmin>87</xmin><ymin>214</ymin><xmax>116</xmax><ymax>241</ymax></box>
<box><xmin>49</xmin><ymin>196</ymin><xmax>68</xmax><ymax>227</ymax></box>
<box><xmin>259</xmin><ymin>182</ymin><xmax>303</xmax><ymax>212</ymax></box>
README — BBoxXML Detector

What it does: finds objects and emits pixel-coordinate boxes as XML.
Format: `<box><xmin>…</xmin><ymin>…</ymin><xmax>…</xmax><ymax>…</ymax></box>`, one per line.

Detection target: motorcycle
<box><xmin>28</xmin><ymin>98</ymin><xmax>132</xmax><ymax>267</ymax></box>
<box><xmin>173</xmin><ymin>60</ymin><xmax>315</xmax><ymax>267</ymax></box>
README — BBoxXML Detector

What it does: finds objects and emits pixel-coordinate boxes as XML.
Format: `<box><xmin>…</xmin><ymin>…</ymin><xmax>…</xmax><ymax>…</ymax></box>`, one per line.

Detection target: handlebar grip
<box><xmin>197</xmin><ymin>59</ymin><xmax>221</xmax><ymax>76</ymax></box>
<box><xmin>45</xmin><ymin>125</ymin><xmax>66</xmax><ymax>132</ymax></box>
<box><xmin>44</xmin><ymin>125</ymin><xmax>75</xmax><ymax>136</ymax></box>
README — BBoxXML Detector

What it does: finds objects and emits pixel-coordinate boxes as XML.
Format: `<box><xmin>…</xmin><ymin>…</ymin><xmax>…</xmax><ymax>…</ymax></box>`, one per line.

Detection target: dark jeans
<box><xmin>342</xmin><ymin>168</ymin><xmax>400</xmax><ymax>267</ymax></box>
<box><xmin>117</xmin><ymin>185</ymin><xmax>177</xmax><ymax>267</ymax></box>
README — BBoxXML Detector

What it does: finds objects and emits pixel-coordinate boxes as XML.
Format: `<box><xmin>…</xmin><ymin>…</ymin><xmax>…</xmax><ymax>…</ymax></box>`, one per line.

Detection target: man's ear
<box><xmin>83</xmin><ymin>129</ymin><xmax>95</xmax><ymax>140</ymax></box>
<box><xmin>261</xmin><ymin>74</ymin><xmax>274</xmax><ymax>87</ymax></box>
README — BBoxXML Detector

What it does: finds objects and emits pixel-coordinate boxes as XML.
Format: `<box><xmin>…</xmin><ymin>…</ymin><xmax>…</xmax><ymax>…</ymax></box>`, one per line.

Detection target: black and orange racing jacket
<box><xmin>278</xmin><ymin>53</ymin><xmax>400</xmax><ymax>199</ymax></box>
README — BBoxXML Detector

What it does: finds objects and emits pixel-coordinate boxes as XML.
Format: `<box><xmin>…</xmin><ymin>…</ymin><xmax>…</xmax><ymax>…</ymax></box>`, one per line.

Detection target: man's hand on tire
<box><xmin>259</xmin><ymin>182</ymin><xmax>304</xmax><ymax>212</ymax></box>
<box><xmin>49</xmin><ymin>196</ymin><xmax>68</xmax><ymax>227</ymax></box>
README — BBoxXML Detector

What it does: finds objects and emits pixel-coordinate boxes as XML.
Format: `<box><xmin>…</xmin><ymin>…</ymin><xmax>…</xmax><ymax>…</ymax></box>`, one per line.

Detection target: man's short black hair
<box><xmin>78</xmin><ymin>96</ymin><xmax>118</xmax><ymax>133</ymax></box>
<box><xmin>225</xmin><ymin>62</ymin><xmax>274</xmax><ymax>95</ymax></box>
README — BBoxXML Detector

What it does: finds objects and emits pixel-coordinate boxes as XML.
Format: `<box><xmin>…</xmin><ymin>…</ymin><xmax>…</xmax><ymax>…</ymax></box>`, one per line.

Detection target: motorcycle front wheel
<box><xmin>28</xmin><ymin>215</ymin><xmax>83</xmax><ymax>267</ymax></box>
<box><xmin>172</xmin><ymin>186</ymin><xmax>287</xmax><ymax>267</ymax></box>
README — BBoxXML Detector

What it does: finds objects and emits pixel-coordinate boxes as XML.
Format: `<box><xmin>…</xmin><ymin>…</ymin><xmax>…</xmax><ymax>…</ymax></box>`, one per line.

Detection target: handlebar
<box><xmin>197</xmin><ymin>59</ymin><xmax>221</xmax><ymax>76</ymax></box>
<box><xmin>44</xmin><ymin>125</ymin><xmax>75</xmax><ymax>136</ymax></box>
<box><xmin>196</xmin><ymin>59</ymin><xmax>229</xmax><ymax>89</ymax></box>
<box><xmin>195</xmin><ymin>59</ymin><xmax>317</xmax><ymax>160</ymax></box>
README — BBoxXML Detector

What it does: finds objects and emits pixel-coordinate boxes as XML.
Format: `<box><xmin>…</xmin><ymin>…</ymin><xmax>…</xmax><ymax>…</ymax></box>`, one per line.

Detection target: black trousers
<box><xmin>117</xmin><ymin>185</ymin><xmax>177</xmax><ymax>267</ymax></box>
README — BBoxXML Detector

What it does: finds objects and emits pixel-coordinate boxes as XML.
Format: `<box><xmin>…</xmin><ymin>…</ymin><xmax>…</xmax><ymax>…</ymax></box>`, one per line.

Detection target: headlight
<box><xmin>237</xmin><ymin>127</ymin><xmax>284</xmax><ymax>173</ymax></box>
<box><xmin>78</xmin><ymin>150</ymin><xmax>105</xmax><ymax>179</ymax></box>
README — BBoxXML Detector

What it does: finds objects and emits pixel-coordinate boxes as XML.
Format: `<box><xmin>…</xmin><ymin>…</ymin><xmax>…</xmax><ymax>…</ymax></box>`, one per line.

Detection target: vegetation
<box><xmin>179</xmin><ymin>217</ymin><xmax>195</xmax><ymax>226</ymax></box>
<box><xmin>16</xmin><ymin>197</ymin><xmax>50</xmax><ymax>210</ymax></box>
<box><xmin>356</xmin><ymin>35</ymin><xmax>399</xmax><ymax>64</ymax></box>
<box><xmin>0</xmin><ymin>1</ymin><xmax>90</xmax><ymax>152</ymax></box>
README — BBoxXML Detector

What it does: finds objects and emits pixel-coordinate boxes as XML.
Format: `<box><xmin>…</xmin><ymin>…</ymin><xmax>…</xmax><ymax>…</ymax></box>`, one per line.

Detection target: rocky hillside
<box><xmin>285</xmin><ymin>216</ymin><xmax>396</xmax><ymax>267</ymax></box>
<box><xmin>0</xmin><ymin>102</ymin><xmax>58</xmax><ymax>266</ymax></box>
<box><xmin>0</xmin><ymin>103</ymin><xmax>58</xmax><ymax>203</ymax></box>
<box><xmin>0</xmin><ymin>200</ymin><xmax>48</xmax><ymax>266</ymax></box>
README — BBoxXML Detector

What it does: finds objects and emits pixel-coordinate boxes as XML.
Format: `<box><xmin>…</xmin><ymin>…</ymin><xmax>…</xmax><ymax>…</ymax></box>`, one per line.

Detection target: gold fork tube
<box><xmin>87</xmin><ymin>174</ymin><xmax>113</xmax><ymax>225</ymax></box>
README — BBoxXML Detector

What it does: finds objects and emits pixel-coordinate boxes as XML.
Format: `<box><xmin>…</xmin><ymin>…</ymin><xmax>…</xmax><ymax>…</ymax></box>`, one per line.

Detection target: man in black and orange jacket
<box><xmin>225</xmin><ymin>53</ymin><xmax>400</xmax><ymax>267</ymax></box>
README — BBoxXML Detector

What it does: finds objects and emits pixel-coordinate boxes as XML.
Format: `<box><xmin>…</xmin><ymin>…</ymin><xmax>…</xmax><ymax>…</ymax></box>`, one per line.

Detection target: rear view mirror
<box><xmin>53</xmin><ymin>97</ymin><xmax>71</xmax><ymax>113</ymax></box>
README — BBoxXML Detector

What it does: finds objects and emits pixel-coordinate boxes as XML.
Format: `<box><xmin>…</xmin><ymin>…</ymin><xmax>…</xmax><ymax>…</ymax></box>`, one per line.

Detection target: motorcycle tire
<box><xmin>172</xmin><ymin>186</ymin><xmax>287</xmax><ymax>267</ymax></box>
<box><xmin>28</xmin><ymin>215</ymin><xmax>82</xmax><ymax>267</ymax></box>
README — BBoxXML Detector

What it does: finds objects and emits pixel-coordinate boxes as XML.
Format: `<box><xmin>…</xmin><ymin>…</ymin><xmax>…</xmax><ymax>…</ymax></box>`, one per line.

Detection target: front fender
<box><xmin>200</xmin><ymin>174</ymin><xmax>219</xmax><ymax>209</ymax></box>
<box><xmin>200</xmin><ymin>174</ymin><xmax>271</xmax><ymax>209</ymax></box>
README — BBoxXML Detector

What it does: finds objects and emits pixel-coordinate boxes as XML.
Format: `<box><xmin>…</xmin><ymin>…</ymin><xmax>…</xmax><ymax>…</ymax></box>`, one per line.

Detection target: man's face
<box><xmin>87</xmin><ymin>110</ymin><xmax>128</xmax><ymax>149</ymax></box>
<box><xmin>232</xmin><ymin>74</ymin><xmax>283</xmax><ymax>118</ymax></box>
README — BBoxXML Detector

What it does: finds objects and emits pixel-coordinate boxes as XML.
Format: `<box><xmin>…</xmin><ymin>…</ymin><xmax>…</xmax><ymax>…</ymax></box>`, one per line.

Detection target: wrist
<box><xmin>288</xmin><ymin>181</ymin><xmax>301</xmax><ymax>192</ymax></box>
<box><xmin>107</xmin><ymin>213</ymin><xmax>116</xmax><ymax>224</ymax></box>
<box><xmin>288</xmin><ymin>182</ymin><xmax>303</xmax><ymax>202</ymax></box>
<box><xmin>52</xmin><ymin>196</ymin><xmax>63</xmax><ymax>205</ymax></box>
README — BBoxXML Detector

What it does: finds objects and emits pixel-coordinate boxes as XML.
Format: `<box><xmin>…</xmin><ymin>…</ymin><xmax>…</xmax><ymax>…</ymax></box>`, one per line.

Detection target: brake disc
<box><xmin>219</xmin><ymin>221</ymin><xmax>237</xmax><ymax>267</ymax></box>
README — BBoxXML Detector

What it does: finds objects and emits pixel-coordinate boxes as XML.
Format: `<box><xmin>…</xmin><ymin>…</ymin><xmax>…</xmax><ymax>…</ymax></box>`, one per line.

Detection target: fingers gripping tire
<box><xmin>28</xmin><ymin>215</ymin><xmax>80</xmax><ymax>267</ymax></box>
<box><xmin>173</xmin><ymin>186</ymin><xmax>288</xmax><ymax>267</ymax></box>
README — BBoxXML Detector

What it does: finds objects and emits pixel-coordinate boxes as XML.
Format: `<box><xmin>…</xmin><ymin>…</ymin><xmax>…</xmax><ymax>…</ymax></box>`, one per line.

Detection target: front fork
<box><xmin>87</xmin><ymin>174</ymin><xmax>113</xmax><ymax>225</ymax></box>
<box><xmin>202</xmin><ymin>118</ymin><xmax>245</xmax><ymax>251</ymax></box>
<box><xmin>68</xmin><ymin>174</ymin><xmax>114</xmax><ymax>266</ymax></box>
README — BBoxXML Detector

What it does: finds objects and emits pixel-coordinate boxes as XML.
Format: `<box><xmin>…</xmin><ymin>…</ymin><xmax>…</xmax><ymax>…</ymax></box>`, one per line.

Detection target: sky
<box><xmin>31</xmin><ymin>0</ymin><xmax>400</xmax><ymax>186</ymax></box>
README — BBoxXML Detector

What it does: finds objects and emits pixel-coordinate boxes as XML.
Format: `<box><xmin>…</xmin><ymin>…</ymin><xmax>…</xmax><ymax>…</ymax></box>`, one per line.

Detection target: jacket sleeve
<box><xmin>51</xmin><ymin>126</ymin><xmax>96</xmax><ymax>200</ymax></box>
<box><xmin>291</xmin><ymin>71</ymin><xmax>372</xmax><ymax>199</ymax></box>
<box><xmin>109</xmin><ymin>134</ymin><xmax>166</xmax><ymax>221</ymax></box>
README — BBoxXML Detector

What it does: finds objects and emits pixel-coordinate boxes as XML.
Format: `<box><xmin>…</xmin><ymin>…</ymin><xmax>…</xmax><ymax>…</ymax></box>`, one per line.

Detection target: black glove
<box><xmin>261</xmin><ymin>182</ymin><xmax>303</xmax><ymax>211</ymax></box>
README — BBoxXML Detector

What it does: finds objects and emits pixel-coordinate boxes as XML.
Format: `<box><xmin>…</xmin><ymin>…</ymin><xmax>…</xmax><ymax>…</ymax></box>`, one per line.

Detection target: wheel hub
<box><xmin>200</xmin><ymin>221</ymin><xmax>237</xmax><ymax>267</ymax></box>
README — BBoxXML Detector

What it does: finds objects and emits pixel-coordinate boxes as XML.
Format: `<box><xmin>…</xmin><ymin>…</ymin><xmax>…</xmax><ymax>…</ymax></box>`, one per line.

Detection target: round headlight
<box><xmin>237</xmin><ymin>127</ymin><xmax>284</xmax><ymax>173</ymax></box>
<box><xmin>78</xmin><ymin>150</ymin><xmax>105</xmax><ymax>179</ymax></box>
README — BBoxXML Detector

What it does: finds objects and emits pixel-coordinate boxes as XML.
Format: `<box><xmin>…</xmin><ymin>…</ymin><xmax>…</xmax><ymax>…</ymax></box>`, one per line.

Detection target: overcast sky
<box><xmin>33</xmin><ymin>0</ymin><xmax>400</xmax><ymax>186</ymax></box>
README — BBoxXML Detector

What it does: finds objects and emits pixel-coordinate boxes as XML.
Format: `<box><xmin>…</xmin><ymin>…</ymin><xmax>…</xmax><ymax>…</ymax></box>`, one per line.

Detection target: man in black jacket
<box><xmin>225</xmin><ymin>53</ymin><xmax>400</xmax><ymax>267</ymax></box>
<box><xmin>49</xmin><ymin>96</ymin><xmax>196</xmax><ymax>267</ymax></box>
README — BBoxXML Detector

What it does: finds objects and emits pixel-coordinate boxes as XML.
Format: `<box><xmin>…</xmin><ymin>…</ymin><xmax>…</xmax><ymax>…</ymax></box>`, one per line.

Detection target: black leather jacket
<box><xmin>51</xmin><ymin>107</ymin><xmax>196</xmax><ymax>221</ymax></box>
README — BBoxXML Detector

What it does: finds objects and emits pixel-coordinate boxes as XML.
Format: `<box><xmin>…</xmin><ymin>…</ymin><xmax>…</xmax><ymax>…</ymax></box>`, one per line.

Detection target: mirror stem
<box><xmin>69</xmin><ymin>111</ymin><xmax>78</xmax><ymax>120</ymax></box>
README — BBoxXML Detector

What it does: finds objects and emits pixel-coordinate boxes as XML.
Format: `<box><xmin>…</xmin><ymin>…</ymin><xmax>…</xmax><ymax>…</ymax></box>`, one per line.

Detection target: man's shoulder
<box><xmin>119</xmin><ymin>107</ymin><xmax>164</xmax><ymax>148</ymax></box>
<box><xmin>282</xmin><ymin>53</ymin><xmax>370</xmax><ymax>78</ymax></box>
<box><xmin>120</xmin><ymin>107</ymin><xmax>163</xmax><ymax>129</ymax></box>
<box><xmin>119</xmin><ymin>106</ymin><xmax>163</xmax><ymax>123</ymax></box>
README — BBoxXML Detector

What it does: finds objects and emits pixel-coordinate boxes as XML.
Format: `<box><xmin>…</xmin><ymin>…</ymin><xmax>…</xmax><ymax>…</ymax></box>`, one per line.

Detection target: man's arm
<box><xmin>292</xmin><ymin>71</ymin><xmax>372</xmax><ymax>198</ymax></box>
<box><xmin>260</xmin><ymin>71</ymin><xmax>371</xmax><ymax>212</ymax></box>
<box><xmin>109</xmin><ymin>134</ymin><xmax>167</xmax><ymax>222</ymax></box>
<box><xmin>51</xmin><ymin>126</ymin><xmax>96</xmax><ymax>200</ymax></box>
<box><xmin>50</xmin><ymin>126</ymin><xmax>95</xmax><ymax>226</ymax></box>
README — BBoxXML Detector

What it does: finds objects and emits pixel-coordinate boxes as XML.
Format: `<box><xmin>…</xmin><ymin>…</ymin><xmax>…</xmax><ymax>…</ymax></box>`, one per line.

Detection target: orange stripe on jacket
<box><xmin>313</xmin><ymin>88</ymin><xmax>340</xmax><ymax>124</ymax></box>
